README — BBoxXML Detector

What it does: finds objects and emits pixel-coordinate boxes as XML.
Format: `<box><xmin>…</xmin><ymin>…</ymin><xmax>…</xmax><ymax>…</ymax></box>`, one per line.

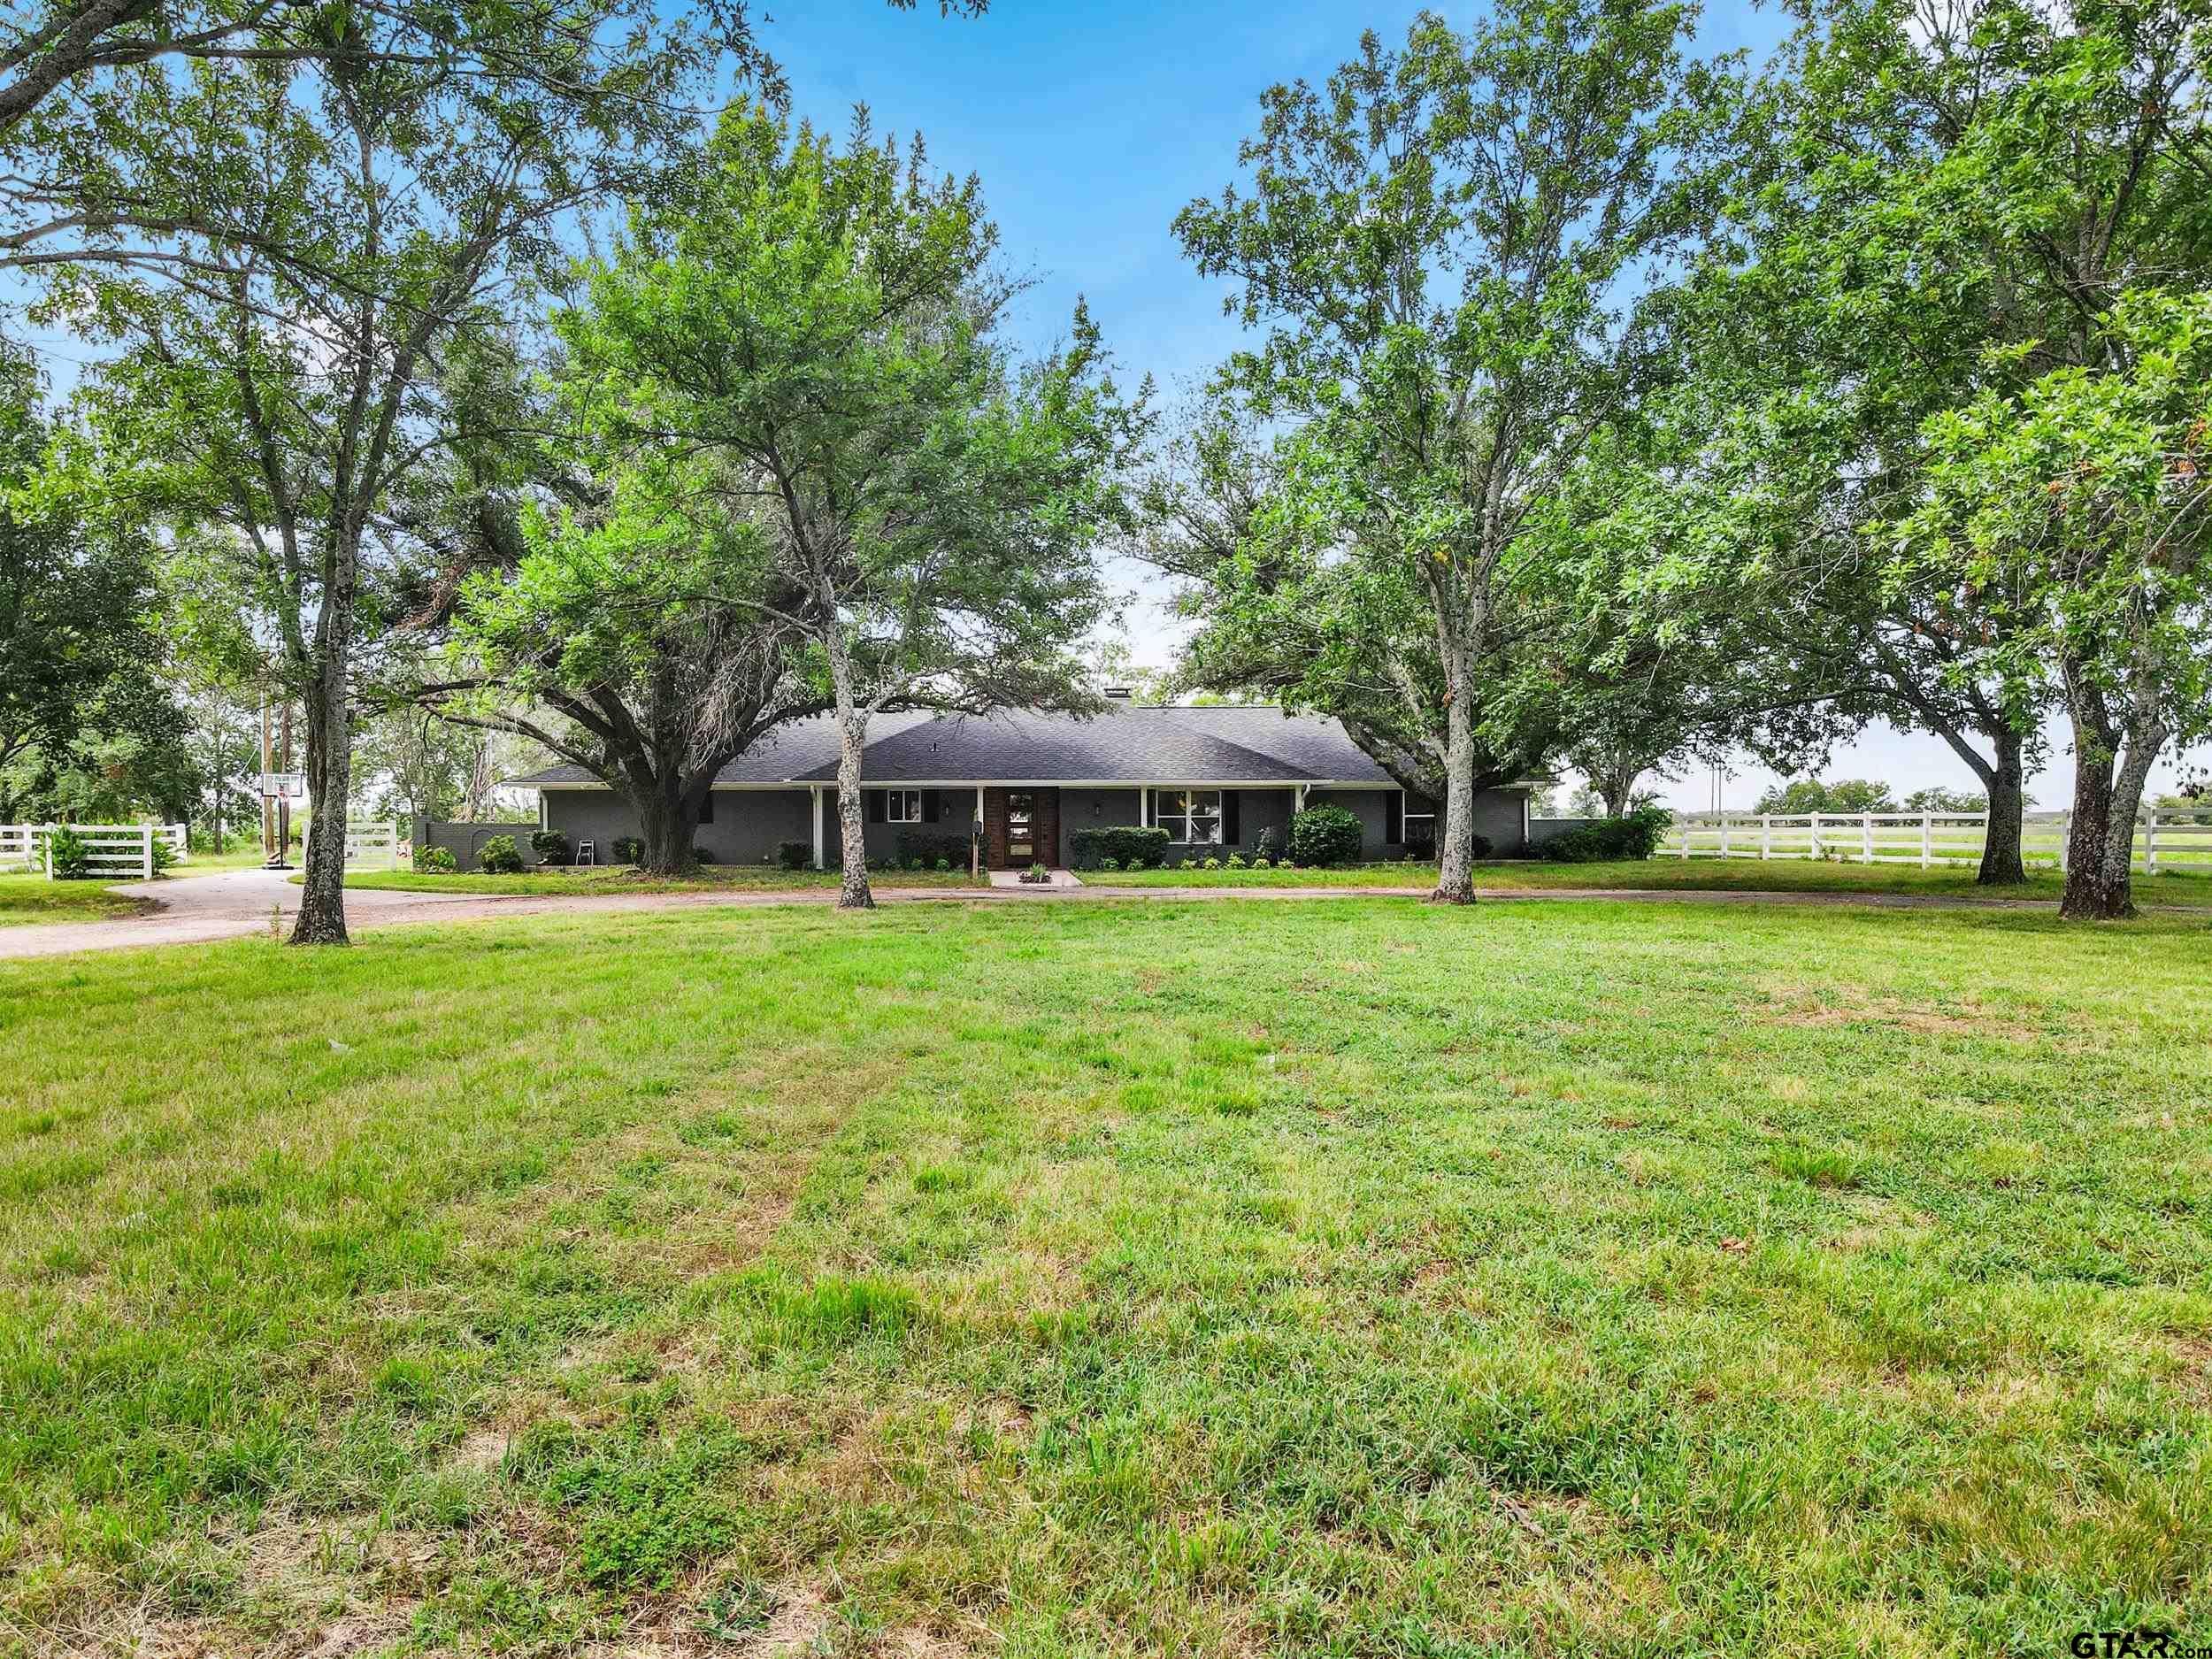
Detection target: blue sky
<box><xmin>756</xmin><ymin>0</ymin><xmax>2204</xmax><ymax>809</ymax></box>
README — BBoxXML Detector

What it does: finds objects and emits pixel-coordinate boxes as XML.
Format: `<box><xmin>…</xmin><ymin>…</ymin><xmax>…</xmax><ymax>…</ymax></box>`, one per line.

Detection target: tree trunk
<box><xmin>2061</xmin><ymin>743</ymin><xmax>2131</xmax><ymax>919</ymax></box>
<box><xmin>1978</xmin><ymin>731</ymin><xmax>2027</xmax><ymax>886</ymax></box>
<box><xmin>2057</xmin><ymin>672</ymin><xmax>2165</xmax><ymax>921</ymax></box>
<box><xmin>1600</xmin><ymin>768</ymin><xmax>1635</xmax><ymax>819</ymax></box>
<box><xmin>291</xmin><ymin>637</ymin><xmax>353</xmax><ymax>946</ymax></box>
<box><xmin>634</xmin><ymin>773</ymin><xmax>702</xmax><ymax>876</ymax></box>
<box><xmin>1430</xmin><ymin>686</ymin><xmax>1478</xmax><ymax>905</ymax></box>
<box><xmin>823</xmin><ymin>631</ymin><xmax>873</xmax><ymax>910</ymax></box>
<box><xmin>833</xmin><ymin>714</ymin><xmax>872</xmax><ymax>910</ymax></box>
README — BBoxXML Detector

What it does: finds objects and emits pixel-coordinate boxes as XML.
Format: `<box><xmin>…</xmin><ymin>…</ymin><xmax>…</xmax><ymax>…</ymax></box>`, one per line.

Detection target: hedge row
<box><xmin>1068</xmin><ymin>826</ymin><xmax>1171</xmax><ymax>870</ymax></box>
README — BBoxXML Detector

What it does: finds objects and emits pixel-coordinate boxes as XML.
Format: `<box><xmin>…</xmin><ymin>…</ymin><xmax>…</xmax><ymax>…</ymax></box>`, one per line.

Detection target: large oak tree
<box><xmin>1173</xmin><ymin>0</ymin><xmax>1727</xmax><ymax>902</ymax></box>
<box><xmin>558</xmin><ymin>104</ymin><xmax>1145</xmax><ymax>908</ymax></box>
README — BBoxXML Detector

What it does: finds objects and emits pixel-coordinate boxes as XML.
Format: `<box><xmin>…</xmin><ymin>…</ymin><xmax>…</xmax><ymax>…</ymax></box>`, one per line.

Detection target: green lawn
<box><xmin>1094</xmin><ymin>856</ymin><xmax>2212</xmax><ymax>903</ymax></box>
<box><xmin>0</xmin><ymin>872</ymin><xmax>154</xmax><ymax>926</ymax></box>
<box><xmin>339</xmin><ymin>864</ymin><xmax>991</xmax><ymax>895</ymax></box>
<box><xmin>4</xmin><ymin>898</ymin><xmax>2210</xmax><ymax>1655</ymax></box>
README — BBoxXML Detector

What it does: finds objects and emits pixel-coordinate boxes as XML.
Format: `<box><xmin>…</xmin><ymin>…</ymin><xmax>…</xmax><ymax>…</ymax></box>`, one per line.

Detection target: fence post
<box><xmin>1761</xmin><ymin>816</ymin><xmax>1771</xmax><ymax>861</ymax></box>
<box><xmin>1679</xmin><ymin>822</ymin><xmax>1690</xmax><ymax>859</ymax></box>
<box><xmin>2057</xmin><ymin>811</ymin><xmax>2068</xmax><ymax>873</ymax></box>
<box><xmin>141</xmin><ymin>824</ymin><xmax>152</xmax><ymax>880</ymax></box>
<box><xmin>1858</xmin><ymin>814</ymin><xmax>1870</xmax><ymax>864</ymax></box>
<box><xmin>42</xmin><ymin>825</ymin><xmax>51</xmax><ymax>880</ymax></box>
<box><xmin>1809</xmin><ymin>815</ymin><xmax>1823</xmax><ymax>861</ymax></box>
<box><xmin>1921</xmin><ymin>814</ymin><xmax>1932</xmax><ymax>870</ymax></box>
<box><xmin>1719</xmin><ymin>817</ymin><xmax>1731</xmax><ymax>857</ymax></box>
<box><xmin>2146</xmin><ymin>810</ymin><xmax>2159</xmax><ymax>874</ymax></box>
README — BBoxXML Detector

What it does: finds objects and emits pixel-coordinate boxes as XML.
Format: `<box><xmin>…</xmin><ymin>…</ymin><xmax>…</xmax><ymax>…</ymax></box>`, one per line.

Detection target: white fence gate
<box><xmin>301</xmin><ymin>818</ymin><xmax>402</xmax><ymax>872</ymax></box>
<box><xmin>1660</xmin><ymin>810</ymin><xmax>2212</xmax><ymax>873</ymax></box>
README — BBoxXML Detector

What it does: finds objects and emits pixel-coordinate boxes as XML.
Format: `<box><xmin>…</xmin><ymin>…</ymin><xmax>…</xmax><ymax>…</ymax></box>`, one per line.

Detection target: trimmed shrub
<box><xmin>1067</xmin><ymin>826</ymin><xmax>1171</xmax><ymax>871</ymax></box>
<box><xmin>1542</xmin><ymin>805</ymin><xmax>1672</xmax><ymax>864</ymax></box>
<box><xmin>896</xmin><ymin>830</ymin><xmax>970</xmax><ymax>866</ymax></box>
<box><xmin>44</xmin><ymin>826</ymin><xmax>92</xmax><ymax>879</ymax></box>
<box><xmin>150</xmin><ymin>835</ymin><xmax>179</xmax><ymax>873</ymax></box>
<box><xmin>611</xmin><ymin>836</ymin><xmax>643</xmax><ymax>864</ymax></box>
<box><xmin>1287</xmin><ymin>804</ymin><xmax>1363</xmax><ymax>867</ymax></box>
<box><xmin>530</xmin><ymin>828</ymin><xmax>572</xmax><ymax>864</ymax></box>
<box><xmin>692</xmin><ymin>846</ymin><xmax>718</xmax><ymax>864</ymax></box>
<box><xmin>478</xmin><ymin>834</ymin><xmax>524</xmax><ymax>874</ymax></box>
<box><xmin>775</xmin><ymin>840</ymin><xmax>810</xmax><ymax>872</ymax></box>
<box><xmin>1252</xmin><ymin>826</ymin><xmax>1283</xmax><ymax>863</ymax></box>
<box><xmin>412</xmin><ymin>844</ymin><xmax>457</xmax><ymax>874</ymax></box>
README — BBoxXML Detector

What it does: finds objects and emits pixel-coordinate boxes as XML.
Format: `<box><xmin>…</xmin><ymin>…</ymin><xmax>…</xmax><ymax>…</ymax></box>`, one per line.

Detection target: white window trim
<box><xmin>1151</xmin><ymin>787</ymin><xmax>1225</xmax><ymax>845</ymax></box>
<box><xmin>886</xmin><ymin>788</ymin><xmax>923</xmax><ymax>825</ymax></box>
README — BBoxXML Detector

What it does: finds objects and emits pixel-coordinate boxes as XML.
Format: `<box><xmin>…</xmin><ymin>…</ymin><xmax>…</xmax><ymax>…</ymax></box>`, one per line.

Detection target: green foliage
<box><xmin>1903</xmin><ymin>787</ymin><xmax>1987</xmax><ymax>815</ymax></box>
<box><xmin>1755</xmin><ymin>780</ymin><xmax>1900</xmax><ymax>816</ymax></box>
<box><xmin>42</xmin><ymin>825</ymin><xmax>90</xmax><ymax>879</ymax></box>
<box><xmin>538</xmin><ymin>1430</ymin><xmax>745</xmax><ymax>1589</ymax></box>
<box><xmin>1067</xmin><ymin>826</ymin><xmax>1170</xmax><ymax>870</ymax></box>
<box><xmin>149</xmin><ymin>835</ymin><xmax>177</xmax><ymax>874</ymax></box>
<box><xmin>612</xmin><ymin>837</ymin><xmax>643</xmax><ymax>865</ymax></box>
<box><xmin>1544</xmin><ymin>806</ymin><xmax>1672</xmax><ymax>863</ymax></box>
<box><xmin>0</xmin><ymin>346</ymin><xmax>189</xmax><ymax>826</ymax></box>
<box><xmin>1169</xmin><ymin>0</ymin><xmax>1724</xmax><ymax>895</ymax></box>
<box><xmin>413</xmin><ymin>845</ymin><xmax>458</xmax><ymax>875</ymax></box>
<box><xmin>555</xmin><ymin>101</ymin><xmax>1145</xmax><ymax>904</ymax></box>
<box><xmin>775</xmin><ymin>841</ymin><xmax>810</xmax><ymax>872</ymax></box>
<box><xmin>1287</xmin><ymin>805</ymin><xmax>1363</xmax><ymax>868</ymax></box>
<box><xmin>477</xmin><ymin>835</ymin><xmax>524</xmax><ymax>876</ymax></box>
<box><xmin>895</xmin><ymin>831</ymin><xmax>970</xmax><ymax>867</ymax></box>
<box><xmin>1894</xmin><ymin>291</ymin><xmax>2212</xmax><ymax>749</ymax></box>
<box><xmin>529</xmin><ymin>830</ymin><xmax>572</xmax><ymax>864</ymax></box>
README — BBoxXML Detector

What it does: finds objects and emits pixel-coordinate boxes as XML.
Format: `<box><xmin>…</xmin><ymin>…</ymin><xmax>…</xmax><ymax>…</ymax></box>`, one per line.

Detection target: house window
<box><xmin>1401</xmin><ymin>794</ymin><xmax>1434</xmax><ymax>852</ymax></box>
<box><xmin>886</xmin><ymin>788</ymin><xmax>923</xmax><ymax>824</ymax></box>
<box><xmin>1153</xmin><ymin>788</ymin><xmax>1222</xmax><ymax>844</ymax></box>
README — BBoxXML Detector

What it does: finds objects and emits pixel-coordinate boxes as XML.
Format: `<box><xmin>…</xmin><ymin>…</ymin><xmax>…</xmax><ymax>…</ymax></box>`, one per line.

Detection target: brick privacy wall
<box><xmin>982</xmin><ymin>787</ymin><xmax>1061</xmax><ymax>868</ymax></box>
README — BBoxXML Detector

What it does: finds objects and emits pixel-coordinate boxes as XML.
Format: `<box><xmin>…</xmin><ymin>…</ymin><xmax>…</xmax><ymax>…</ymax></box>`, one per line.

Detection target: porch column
<box><xmin>1295</xmin><ymin>782</ymin><xmax>1309</xmax><ymax>813</ymax></box>
<box><xmin>1139</xmin><ymin>785</ymin><xmax>1148</xmax><ymax>828</ymax></box>
<box><xmin>810</xmin><ymin>785</ymin><xmax>823</xmax><ymax>869</ymax></box>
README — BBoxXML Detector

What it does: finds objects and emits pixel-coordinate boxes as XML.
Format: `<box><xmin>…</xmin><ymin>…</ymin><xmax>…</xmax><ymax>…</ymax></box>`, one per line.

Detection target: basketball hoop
<box><xmin>259</xmin><ymin>772</ymin><xmax>307</xmax><ymax>801</ymax></box>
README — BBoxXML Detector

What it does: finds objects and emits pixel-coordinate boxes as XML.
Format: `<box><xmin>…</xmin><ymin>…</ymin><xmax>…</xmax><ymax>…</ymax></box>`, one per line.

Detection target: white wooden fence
<box><xmin>301</xmin><ymin>818</ymin><xmax>402</xmax><ymax>872</ymax></box>
<box><xmin>0</xmin><ymin>822</ymin><xmax>188</xmax><ymax>879</ymax></box>
<box><xmin>1660</xmin><ymin>810</ymin><xmax>2212</xmax><ymax>873</ymax></box>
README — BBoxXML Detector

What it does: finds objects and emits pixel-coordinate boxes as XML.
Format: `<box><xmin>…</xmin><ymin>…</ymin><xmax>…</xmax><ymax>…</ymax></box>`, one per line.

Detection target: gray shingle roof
<box><xmin>512</xmin><ymin>704</ymin><xmax>1397</xmax><ymax>787</ymax></box>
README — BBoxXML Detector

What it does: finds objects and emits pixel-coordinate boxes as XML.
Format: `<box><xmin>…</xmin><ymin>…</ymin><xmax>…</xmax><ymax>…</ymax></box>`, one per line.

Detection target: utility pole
<box><xmin>259</xmin><ymin>687</ymin><xmax>276</xmax><ymax>866</ymax></box>
<box><xmin>277</xmin><ymin>696</ymin><xmax>294</xmax><ymax>865</ymax></box>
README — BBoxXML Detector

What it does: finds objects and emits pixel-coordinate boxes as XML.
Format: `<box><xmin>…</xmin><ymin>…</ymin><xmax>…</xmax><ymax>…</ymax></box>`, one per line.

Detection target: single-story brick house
<box><xmin>515</xmin><ymin>701</ymin><xmax>1536</xmax><ymax>869</ymax></box>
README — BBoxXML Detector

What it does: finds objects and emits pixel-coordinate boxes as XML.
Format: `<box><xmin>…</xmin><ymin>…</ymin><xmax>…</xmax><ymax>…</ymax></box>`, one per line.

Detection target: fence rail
<box><xmin>0</xmin><ymin>822</ymin><xmax>187</xmax><ymax>879</ymax></box>
<box><xmin>301</xmin><ymin>818</ymin><xmax>402</xmax><ymax>872</ymax></box>
<box><xmin>1659</xmin><ymin>810</ymin><xmax>2212</xmax><ymax>873</ymax></box>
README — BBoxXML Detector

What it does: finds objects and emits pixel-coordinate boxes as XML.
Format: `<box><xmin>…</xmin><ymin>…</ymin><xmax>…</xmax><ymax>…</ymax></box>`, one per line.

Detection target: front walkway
<box><xmin>986</xmin><ymin>866</ymin><xmax>1083</xmax><ymax>889</ymax></box>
